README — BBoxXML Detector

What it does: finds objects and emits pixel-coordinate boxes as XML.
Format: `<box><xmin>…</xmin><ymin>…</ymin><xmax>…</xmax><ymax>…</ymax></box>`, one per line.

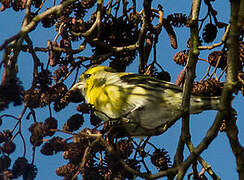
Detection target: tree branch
<box><xmin>225</xmin><ymin>1</ymin><xmax>244</xmax><ymax>179</ymax></box>
<box><xmin>175</xmin><ymin>1</ymin><xmax>202</xmax><ymax>179</ymax></box>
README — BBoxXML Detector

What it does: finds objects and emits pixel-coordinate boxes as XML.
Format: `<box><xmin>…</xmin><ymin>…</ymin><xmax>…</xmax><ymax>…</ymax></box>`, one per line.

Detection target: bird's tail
<box><xmin>190</xmin><ymin>96</ymin><xmax>220</xmax><ymax>114</ymax></box>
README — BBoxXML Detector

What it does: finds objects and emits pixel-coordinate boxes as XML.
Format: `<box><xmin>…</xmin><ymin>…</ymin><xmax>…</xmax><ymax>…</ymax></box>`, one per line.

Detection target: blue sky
<box><xmin>0</xmin><ymin>1</ymin><xmax>243</xmax><ymax>179</ymax></box>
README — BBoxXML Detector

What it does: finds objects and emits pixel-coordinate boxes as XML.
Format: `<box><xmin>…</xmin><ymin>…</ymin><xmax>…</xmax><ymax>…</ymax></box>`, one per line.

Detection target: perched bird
<box><xmin>70</xmin><ymin>66</ymin><xmax>220</xmax><ymax>136</ymax></box>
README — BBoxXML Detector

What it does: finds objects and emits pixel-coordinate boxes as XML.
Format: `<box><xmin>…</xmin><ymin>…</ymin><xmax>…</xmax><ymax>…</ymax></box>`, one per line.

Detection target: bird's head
<box><xmin>69</xmin><ymin>66</ymin><xmax>116</xmax><ymax>102</ymax></box>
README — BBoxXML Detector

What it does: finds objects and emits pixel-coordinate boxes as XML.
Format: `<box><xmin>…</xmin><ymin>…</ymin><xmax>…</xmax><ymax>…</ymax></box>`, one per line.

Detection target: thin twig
<box><xmin>198</xmin><ymin>25</ymin><xmax>230</xmax><ymax>50</ymax></box>
<box><xmin>200</xmin><ymin>64</ymin><xmax>211</xmax><ymax>82</ymax></box>
<box><xmin>208</xmin><ymin>55</ymin><xmax>221</xmax><ymax>79</ymax></box>
<box><xmin>0</xmin><ymin>0</ymin><xmax>77</xmax><ymax>50</ymax></box>
<box><xmin>80</xmin><ymin>0</ymin><xmax>102</xmax><ymax>37</ymax></box>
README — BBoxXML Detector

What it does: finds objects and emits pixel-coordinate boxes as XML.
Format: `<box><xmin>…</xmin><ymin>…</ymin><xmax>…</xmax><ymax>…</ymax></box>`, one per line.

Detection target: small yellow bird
<box><xmin>70</xmin><ymin>66</ymin><xmax>220</xmax><ymax>136</ymax></box>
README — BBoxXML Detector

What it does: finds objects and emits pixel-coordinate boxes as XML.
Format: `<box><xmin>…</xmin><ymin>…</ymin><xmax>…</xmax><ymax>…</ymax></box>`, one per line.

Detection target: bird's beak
<box><xmin>70</xmin><ymin>81</ymin><xmax>84</xmax><ymax>92</ymax></box>
<box><xmin>68</xmin><ymin>82</ymin><xmax>85</xmax><ymax>103</ymax></box>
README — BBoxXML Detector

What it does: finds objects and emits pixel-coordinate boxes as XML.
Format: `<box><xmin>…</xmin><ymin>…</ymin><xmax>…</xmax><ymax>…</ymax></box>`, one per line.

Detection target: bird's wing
<box><xmin>119</xmin><ymin>73</ymin><xmax>184</xmax><ymax>93</ymax></box>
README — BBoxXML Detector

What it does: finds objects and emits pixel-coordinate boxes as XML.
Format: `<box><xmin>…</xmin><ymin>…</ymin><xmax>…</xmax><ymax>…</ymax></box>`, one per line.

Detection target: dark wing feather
<box><xmin>120</xmin><ymin>74</ymin><xmax>183</xmax><ymax>92</ymax></box>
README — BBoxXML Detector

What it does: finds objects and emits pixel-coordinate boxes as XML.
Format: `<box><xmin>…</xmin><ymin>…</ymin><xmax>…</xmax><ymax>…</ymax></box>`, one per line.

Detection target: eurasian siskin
<box><xmin>70</xmin><ymin>66</ymin><xmax>220</xmax><ymax>136</ymax></box>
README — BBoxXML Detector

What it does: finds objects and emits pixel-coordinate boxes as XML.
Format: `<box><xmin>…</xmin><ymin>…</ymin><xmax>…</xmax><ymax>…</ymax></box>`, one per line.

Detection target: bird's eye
<box><xmin>84</xmin><ymin>74</ymin><xmax>91</xmax><ymax>79</ymax></box>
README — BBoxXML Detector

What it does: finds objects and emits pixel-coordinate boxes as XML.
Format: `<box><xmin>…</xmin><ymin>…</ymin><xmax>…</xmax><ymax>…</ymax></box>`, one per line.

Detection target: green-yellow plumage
<box><xmin>70</xmin><ymin>66</ymin><xmax>220</xmax><ymax>136</ymax></box>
